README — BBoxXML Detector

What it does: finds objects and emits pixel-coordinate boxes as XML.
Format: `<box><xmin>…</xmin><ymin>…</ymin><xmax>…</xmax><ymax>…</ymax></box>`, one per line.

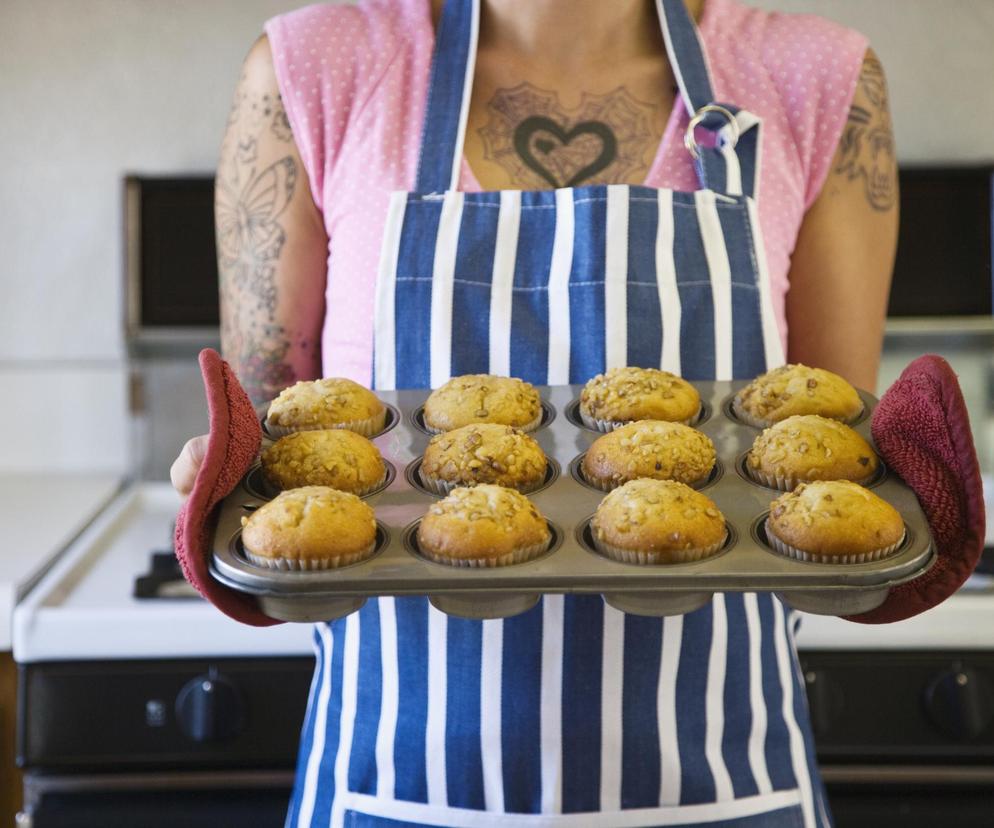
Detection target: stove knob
<box><xmin>175</xmin><ymin>673</ymin><xmax>245</xmax><ymax>743</ymax></box>
<box><xmin>923</xmin><ymin>667</ymin><xmax>994</xmax><ymax>741</ymax></box>
<box><xmin>802</xmin><ymin>669</ymin><xmax>843</xmax><ymax>737</ymax></box>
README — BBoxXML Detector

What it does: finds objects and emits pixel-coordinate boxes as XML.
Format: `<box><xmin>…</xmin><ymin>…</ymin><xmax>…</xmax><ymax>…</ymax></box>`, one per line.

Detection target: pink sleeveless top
<box><xmin>265</xmin><ymin>0</ymin><xmax>867</xmax><ymax>383</ymax></box>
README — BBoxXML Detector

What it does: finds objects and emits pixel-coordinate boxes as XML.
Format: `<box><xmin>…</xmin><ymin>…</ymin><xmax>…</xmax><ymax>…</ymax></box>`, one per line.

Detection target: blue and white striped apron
<box><xmin>287</xmin><ymin>1</ymin><xmax>831</xmax><ymax>826</ymax></box>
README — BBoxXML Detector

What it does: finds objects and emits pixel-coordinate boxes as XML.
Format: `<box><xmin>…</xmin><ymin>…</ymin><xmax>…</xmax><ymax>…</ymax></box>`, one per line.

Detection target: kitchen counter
<box><xmin>0</xmin><ymin>474</ymin><xmax>121</xmax><ymax>651</ymax></box>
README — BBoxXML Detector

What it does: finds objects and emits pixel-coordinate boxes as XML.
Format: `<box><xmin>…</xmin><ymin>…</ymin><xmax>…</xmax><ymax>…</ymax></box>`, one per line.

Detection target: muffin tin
<box><xmin>210</xmin><ymin>383</ymin><xmax>935</xmax><ymax>622</ymax></box>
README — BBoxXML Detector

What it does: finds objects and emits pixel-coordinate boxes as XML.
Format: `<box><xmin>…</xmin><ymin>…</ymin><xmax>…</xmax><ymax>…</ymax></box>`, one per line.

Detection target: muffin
<box><xmin>766</xmin><ymin>480</ymin><xmax>905</xmax><ymax>564</ymax></box>
<box><xmin>261</xmin><ymin>429</ymin><xmax>387</xmax><ymax>496</ymax></box>
<box><xmin>590</xmin><ymin>478</ymin><xmax>726</xmax><ymax>565</ymax></box>
<box><xmin>265</xmin><ymin>378</ymin><xmax>386</xmax><ymax>437</ymax></box>
<box><xmin>420</xmin><ymin>423</ymin><xmax>547</xmax><ymax>495</ymax></box>
<box><xmin>422</xmin><ymin>375</ymin><xmax>542</xmax><ymax>433</ymax></box>
<box><xmin>732</xmin><ymin>364</ymin><xmax>863</xmax><ymax>427</ymax></box>
<box><xmin>240</xmin><ymin>486</ymin><xmax>378</xmax><ymax>571</ymax></box>
<box><xmin>582</xmin><ymin>420</ymin><xmax>716</xmax><ymax>490</ymax></box>
<box><xmin>746</xmin><ymin>415</ymin><xmax>879</xmax><ymax>491</ymax></box>
<box><xmin>416</xmin><ymin>484</ymin><xmax>551</xmax><ymax>567</ymax></box>
<box><xmin>578</xmin><ymin>367</ymin><xmax>700</xmax><ymax>431</ymax></box>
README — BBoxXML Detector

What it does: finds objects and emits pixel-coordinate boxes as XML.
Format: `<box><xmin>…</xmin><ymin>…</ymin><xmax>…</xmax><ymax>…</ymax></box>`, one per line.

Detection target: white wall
<box><xmin>1</xmin><ymin>0</ymin><xmax>297</xmax><ymax>472</ymax></box>
<box><xmin>1</xmin><ymin>0</ymin><xmax>992</xmax><ymax>473</ymax></box>
<box><xmin>753</xmin><ymin>0</ymin><xmax>994</xmax><ymax>163</ymax></box>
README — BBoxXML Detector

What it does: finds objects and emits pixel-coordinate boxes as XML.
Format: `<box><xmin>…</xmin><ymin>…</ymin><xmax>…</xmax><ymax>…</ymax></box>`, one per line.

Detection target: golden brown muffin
<box><xmin>422</xmin><ymin>375</ymin><xmax>542</xmax><ymax>433</ymax></box>
<box><xmin>416</xmin><ymin>484</ymin><xmax>551</xmax><ymax>567</ymax></box>
<box><xmin>241</xmin><ymin>486</ymin><xmax>378</xmax><ymax>571</ymax></box>
<box><xmin>766</xmin><ymin>480</ymin><xmax>905</xmax><ymax>564</ymax></box>
<box><xmin>590</xmin><ymin>478</ymin><xmax>726</xmax><ymax>565</ymax></box>
<box><xmin>578</xmin><ymin>367</ymin><xmax>700</xmax><ymax>431</ymax></box>
<box><xmin>582</xmin><ymin>420</ymin><xmax>716</xmax><ymax>490</ymax></box>
<box><xmin>733</xmin><ymin>364</ymin><xmax>863</xmax><ymax>427</ymax></box>
<box><xmin>261</xmin><ymin>430</ymin><xmax>386</xmax><ymax>495</ymax></box>
<box><xmin>746</xmin><ymin>415</ymin><xmax>879</xmax><ymax>491</ymax></box>
<box><xmin>265</xmin><ymin>378</ymin><xmax>386</xmax><ymax>437</ymax></box>
<box><xmin>420</xmin><ymin>423</ymin><xmax>547</xmax><ymax>494</ymax></box>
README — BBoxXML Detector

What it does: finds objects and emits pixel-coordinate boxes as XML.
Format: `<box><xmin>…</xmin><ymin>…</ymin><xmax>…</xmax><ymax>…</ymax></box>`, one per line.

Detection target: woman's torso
<box><xmin>266</xmin><ymin>0</ymin><xmax>866</xmax><ymax>385</ymax></box>
<box><xmin>266</xmin><ymin>2</ymin><xmax>867</xmax><ymax>825</ymax></box>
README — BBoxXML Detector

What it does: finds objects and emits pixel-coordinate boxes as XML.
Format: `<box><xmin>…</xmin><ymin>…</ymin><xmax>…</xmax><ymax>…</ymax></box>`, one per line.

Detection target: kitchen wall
<box><xmin>2</xmin><ymin>0</ymin><xmax>993</xmax><ymax>474</ymax></box>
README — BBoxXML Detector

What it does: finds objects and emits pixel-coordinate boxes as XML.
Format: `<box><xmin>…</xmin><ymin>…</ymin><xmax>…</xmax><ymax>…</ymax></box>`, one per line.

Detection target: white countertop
<box><xmin>13</xmin><ymin>480</ymin><xmax>994</xmax><ymax>662</ymax></box>
<box><xmin>13</xmin><ymin>483</ymin><xmax>314</xmax><ymax>663</ymax></box>
<box><xmin>0</xmin><ymin>473</ymin><xmax>122</xmax><ymax>650</ymax></box>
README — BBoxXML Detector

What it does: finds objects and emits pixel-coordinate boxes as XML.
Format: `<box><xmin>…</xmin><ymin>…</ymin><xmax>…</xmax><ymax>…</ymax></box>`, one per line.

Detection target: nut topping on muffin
<box><xmin>582</xmin><ymin>420</ymin><xmax>715</xmax><ymax>490</ymax></box>
<box><xmin>423</xmin><ymin>375</ymin><xmax>542</xmax><ymax>432</ymax></box>
<box><xmin>579</xmin><ymin>367</ymin><xmax>700</xmax><ymax>430</ymax></box>
<box><xmin>746</xmin><ymin>415</ymin><xmax>878</xmax><ymax>490</ymax></box>
<box><xmin>733</xmin><ymin>364</ymin><xmax>863</xmax><ymax>426</ymax></box>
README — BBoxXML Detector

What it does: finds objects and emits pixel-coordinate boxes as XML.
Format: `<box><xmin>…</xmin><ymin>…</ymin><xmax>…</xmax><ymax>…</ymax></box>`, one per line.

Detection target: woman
<box><xmin>175</xmin><ymin>0</ymin><xmax>897</xmax><ymax>825</ymax></box>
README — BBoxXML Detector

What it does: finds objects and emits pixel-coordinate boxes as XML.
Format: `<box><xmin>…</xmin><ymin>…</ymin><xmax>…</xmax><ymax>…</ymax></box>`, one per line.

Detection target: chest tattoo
<box><xmin>478</xmin><ymin>83</ymin><xmax>662</xmax><ymax>188</ymax></box>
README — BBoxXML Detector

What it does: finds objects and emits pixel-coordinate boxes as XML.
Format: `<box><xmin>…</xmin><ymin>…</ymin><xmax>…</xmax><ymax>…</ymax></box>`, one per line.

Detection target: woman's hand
<box><xmin>170</xmin><ymin>435</ymin><xmax>210</xmax><ymax>502</ymax></box>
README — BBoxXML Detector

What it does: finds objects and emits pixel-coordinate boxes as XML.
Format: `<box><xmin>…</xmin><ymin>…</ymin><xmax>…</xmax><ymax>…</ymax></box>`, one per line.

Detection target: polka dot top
<box><xmin>264</xmin><ymin>0</ymin><xmax>868</xmax><ymax>385</ymax></box>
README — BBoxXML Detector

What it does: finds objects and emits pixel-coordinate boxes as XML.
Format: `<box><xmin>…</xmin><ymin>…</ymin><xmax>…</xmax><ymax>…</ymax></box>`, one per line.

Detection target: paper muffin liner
<box><xmin>265</xmin><ymin>407</ymin><xmax>387</xmax><ymax>439</ymax></box>
<box><xmin>744</xmin><ymin>463</ymin><xmax>877</xmax><ymax>492</ymax></box>
<box><xmin>421</xmin><ymin>538</ymin><xmax>550</xmax><ymax>568</ymax></box>
<box><xmin>731</xmin><ymin>396</ymin><xmax>865</xmax><ymax>429</ymax></box>
<box><xmin>418</xmin><ymin>467</ymin><xmax>545</xmax><ymax>496</ymax></box>
<box><xmin>261</xmin><ymin>469</ymin><xmax>388</xmax><ymax>499</ymax></box>
<box><xmin>592</xmin><ymin>532</ymin><xmax>725</xmax><ymax>565</ymax></box>
<box><xmin>765</xmin><ymin>528</ymin><xmax>904</xmax><ymax>565</ymax></box>
<box><xmin>579</xmin><ymin>406</ymin><xmax>700</xmax><ymax>433</ymax></box>
<box><xmin>423</xmin><ymin>409</ymin><xmax>544</xmax><ymax>435</ymax></box>
<box><xmin>581</xmin><ymin>465</ymin><xmax>712</xmax><ymax>492</ymax></box>
<box><xmin>244</xmin><ymin>539</ymin><xmax>377</xmax><ymax>571</ymax></box>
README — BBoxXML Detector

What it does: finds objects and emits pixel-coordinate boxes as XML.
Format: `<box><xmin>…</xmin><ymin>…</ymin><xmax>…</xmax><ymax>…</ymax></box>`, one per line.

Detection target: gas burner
<box><xmin>133</xmin><ymin>551</ymin><xmax>200</xmax><ymax>600</ymax></box>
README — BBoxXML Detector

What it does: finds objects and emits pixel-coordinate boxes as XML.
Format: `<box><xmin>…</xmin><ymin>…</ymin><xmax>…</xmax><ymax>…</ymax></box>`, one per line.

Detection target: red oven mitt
<box><xmin>845</xmin><ymin>355</ymin><xmax>986</xmax><ymax>624</ymax></box>
<box><xmin>174</xmin><ymin>349</ymin><xmax>281</xmax><ymax>626</ymax></box>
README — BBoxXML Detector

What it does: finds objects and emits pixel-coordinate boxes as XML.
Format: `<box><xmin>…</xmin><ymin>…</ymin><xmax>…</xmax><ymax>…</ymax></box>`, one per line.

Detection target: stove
<box><xmin>13</xmin><ymin>483</ymin><xmax>314</xmax><ymax>827</ymax></box>
<box><xmin>12</xmin><ymin>481</ymin><xmax>994</xmax><ymax>828</ymax></box>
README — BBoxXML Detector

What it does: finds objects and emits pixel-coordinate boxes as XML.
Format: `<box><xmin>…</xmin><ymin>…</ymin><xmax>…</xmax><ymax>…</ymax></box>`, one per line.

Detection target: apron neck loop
<box><xmin>414</xmin><ymin>0</ymin><xmax>759</xmax><ymax>198</ymax></box>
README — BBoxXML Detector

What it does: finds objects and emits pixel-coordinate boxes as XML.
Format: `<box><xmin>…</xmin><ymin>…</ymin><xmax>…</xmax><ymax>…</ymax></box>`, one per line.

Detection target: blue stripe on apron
<box><xmin>626</xmin><ymin>192</ymin><xmax>664</xmax><ymax>370</ymax></box>
<box><xmin>395</xmin><ymin>200</ymin><xmax>444</xmax><ymax>389</ymax></box>
<box><xmin>510</xmin><ymin>192</ymin><xmax>557</xmax><ymax>382</ymax></box>
<box><xmin>349</xmin><ymin>601</ymin><xmax>383</xmax><ymax>794</ymax></box>
<box><xmin>312</xmin><ymin>618</ymin><xmax>347</xmax><ymax>825</ymax></box>
<box><xmin>672</xmin><ymin>196</ymin><xmax>716</xmax><ymax>379</ymax></box>
<box><xmin>675</xmin><ymin>605</ymin><xmax>716</xmax><ymax>804</ymax></box>
<box><xmin>501</xmin><ymin>604</ymin><xmax>544</xmax><ymax>813</ymax></box>
<box><xmin>757</xmin><ymin>596</ymin><xmax>797</xmax><ymax>792</ymax></box>
<box><xmin>620</xmin><ymin>615</ymin><xmax>663</xmax><ymax>808</ymax></box>
<box><xmin>393</xmin><ymin>598</ymin><xmax>430</xmax><ymax>802</ymax></box>
<box><xmin>450</xmin><ymin>193</ymin><xmax>501</xmax><ymax>377</ymax></box>
<box><xmin>561</xmin><ymin>595</ymin><xmax>605</xmax><ymax>812</ymax></box>
<box><xmin>285</xmin><ymin>628</ymin><xmax>325</xmax><ymax>828</ymax></box>
<box><xmin>721</xmin><ymin>595</ymin><xmax>759</xmax><ymax>798</ymax></box>
<box><xmin>445</xmin><ymin>617</ymin><xmax>486</xmax><ymax>808</ymax></box>
<box><xmin>568</xmin><ymin>190</ymin><xmax>608</xmax><ymax>384</ymax></box>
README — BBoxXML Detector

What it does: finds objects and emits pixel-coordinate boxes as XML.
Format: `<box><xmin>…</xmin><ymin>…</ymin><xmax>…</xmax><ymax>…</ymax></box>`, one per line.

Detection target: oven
<box><xmin>13</xmin><ymin>483</ymin><xmax>317</xmax><ymax>828</ymax></box>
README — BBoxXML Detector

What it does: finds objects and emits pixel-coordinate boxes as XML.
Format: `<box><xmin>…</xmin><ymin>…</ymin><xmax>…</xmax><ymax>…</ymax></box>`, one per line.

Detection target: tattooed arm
<box><xmin>785</xmin><ymin>49</ymin><xmax>898</xmax><ymax>392</ymax></box>
<box><xmin>217</xmin><ymin>35</ymin><xmax>327</xmax><ymax>406</ymax></box>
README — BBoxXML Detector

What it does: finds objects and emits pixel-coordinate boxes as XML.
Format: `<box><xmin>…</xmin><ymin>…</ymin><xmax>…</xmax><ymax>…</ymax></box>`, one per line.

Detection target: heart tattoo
<box><xmin>478</xmin><ymin>82</ymin><xmax>659</xmax><ymax>189</ymax></box>
<box><xmin>514</xmin><ymin>116</ymin><xmax>618</xmax><ymax>188</ymax></box>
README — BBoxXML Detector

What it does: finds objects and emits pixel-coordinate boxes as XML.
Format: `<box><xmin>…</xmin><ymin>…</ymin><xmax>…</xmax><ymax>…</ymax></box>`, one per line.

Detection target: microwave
<box><xmin>123</xmin><ymin>166</ymin><xmax>994</xmax><ymax>341</ymax></box>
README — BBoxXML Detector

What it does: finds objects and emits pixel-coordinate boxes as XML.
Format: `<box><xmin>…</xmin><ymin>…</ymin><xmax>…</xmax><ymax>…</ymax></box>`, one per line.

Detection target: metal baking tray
<box><xmin>210</xmin><ymin>382</ymin><xmax>935</xmax><ymax>622</ymax></box>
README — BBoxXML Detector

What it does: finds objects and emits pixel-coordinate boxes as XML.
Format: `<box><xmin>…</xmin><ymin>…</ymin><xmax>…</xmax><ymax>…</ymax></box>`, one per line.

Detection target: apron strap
<box><xmin>657</xmin><ymin>0</ymin><xmax>762</xmax><ymax>199</ymax></box>
<box><xmin>416</xmin><ymin>0</ymin><xmax>761</xmax><ymax>198</ymax></box>
<box><xmin>415</xmin><ymin>0</ymin><xmax>479</xmax><ymax>193</ymax></box>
